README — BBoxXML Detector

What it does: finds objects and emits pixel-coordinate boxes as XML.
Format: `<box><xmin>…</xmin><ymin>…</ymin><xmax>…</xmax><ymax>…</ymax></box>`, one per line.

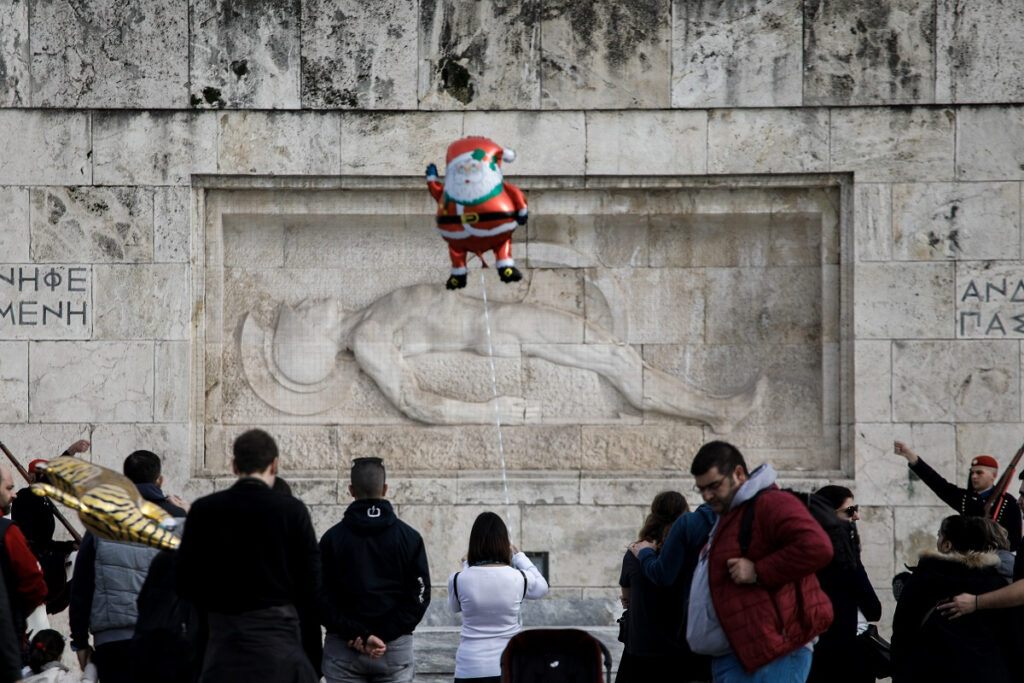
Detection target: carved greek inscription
<box><xmin>0</xmin><ymin>265</ymin><xmax>90</xmax><ymax>340</ymax></box>
<box><xmin>957</xmin><ymin>273</ymin><xmax>1024</xmax><ymax>338</ymax></box>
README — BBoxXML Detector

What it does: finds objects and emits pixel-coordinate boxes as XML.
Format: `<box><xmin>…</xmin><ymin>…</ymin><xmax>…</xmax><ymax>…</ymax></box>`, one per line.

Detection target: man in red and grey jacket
<box><xmin>0</xmin><ymin>463</ymin><xmax>47</xmax><ymax>645</ymax></box>
<box><xmin>686</xmin><ymin>441</ymin><xmax>833</xmax><ymax>681</ymax></box>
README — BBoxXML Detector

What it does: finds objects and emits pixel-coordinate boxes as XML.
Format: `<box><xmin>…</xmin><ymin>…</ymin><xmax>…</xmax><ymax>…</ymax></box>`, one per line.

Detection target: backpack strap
<box><xmin>737</xmin><ymin>488</ymin><xmax>771</xmax><ymax>558</ymax></box>
<box><xmin>519</xmin><ymin>568</ymin><xmax>527</xmax><ymax>599</ymax></box>
<box><xmin>453</xmin><ymin>571</ymin><xmax>461</xmax><ymax>604</ymax></box>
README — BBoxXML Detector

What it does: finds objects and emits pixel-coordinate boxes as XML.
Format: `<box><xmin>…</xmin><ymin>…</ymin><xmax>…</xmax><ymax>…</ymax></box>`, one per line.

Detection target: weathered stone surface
<box><xmin>0</xmin><ymin>0</ymin><xmax>29</xmax><ymax>105</ymax></box>
<box><xmin>853</xmin><ymin>263</ymin><xmax>953</xmax><ymax>338</ymax></box>
<box><xmin>190</xmin><ymin>0</ymin><xmax>300</xmax><ymax>109</ymax></box>
<box><xmin>456</xmin><ymin>472</ymin><xmax>580</xmax><ymax>505</ymax></box>
<box><xmin>94</xmin><ymin>112</ymin><xmax>218</xmax><ymax>186</ymax></box>
<box><xmin>857</xmin><ymin>504</ymin><xmax>895</xmax><ymax>592</ymax></box>
<box><xmin>418</xmin><ymin>0</ymin><xmax>541</xmax><ymax>109</ymax></box>
<box><xmin>672</xmin><ymin>0</ymin><xmax>802</xmax><ymax>107</ymax></box>
<box><xmin>286</xmin><ymin>478</ymin><xmax>338</xmax><ymax>507</ymax></box>
<box><xmin>936</xmin><ymin>0</ymin><xmax>1024</xmax><ymax>103</ymax></box>
<box><xmin>955</xmin><ymin>263</ymin><xmax>1024</xmax><ymax>339</ymax></box>
<box><xmin>854</xmin><ymin>183</ymin><xmax>893</xmax><ymax>263</ymax></box>
<box><xmin>0</xmin><ymin>112</ymin><xmax>90</xmax><ymax>185</ymax></box>
<box><xmin>29</xmin><ymin>342</ymin><xmax>154</xmax><ymax>423</ymax></box>
<box><xmin>892</xmin><ymin>182</ymin><xmax>1019</xmax><ymax>261</ymax></box>
<box><xmin>530</xmin><ymin>215</ymin><xmax>647</xmax><ymax>269</ymax></box>
<box><xmin>156</xmin><ymin>341</ymin><xmax>189</xmax><ymax>423</ymax></box>
<box><xmin>301</xmin><ymin>0</ymin><xmax>417</xmax><ymax>109</ymax></box>
<box><xmin>218</xmin><ymin>112</ymin><xmax>341</xmax><ymax>175</ymax></box>
<box><xmin>804</xmin><ymin>0</ymin><xmax>935</xmax><ymax>105</ymax></box>
<box><xmin>954</xmin><ymin>423</ymin><xmax>1024</xmax><ymax>471</ymax></box>
<box><xmin>0</xmin><ymin>422</ymin><xmax>93</xmax><ymax>468</ymax></box>
<box><xmin>705</xmin><ymin>266</ymin><xmax>821</xmax><ymax>344</ymax></box>
<box><xmin>585</xmin><ymin>111</ymin><xmax>706</xmax><ymax>175</ymax></box>
<box><xmin>30</xmin><ymin>187</ymin><xmax>154</xmax><ymax>264</ymax></box>
<box><xmin>609</xmin><ymin>267</ymin><xmax>704</xmax><ymax>344</ymax></box>
<box><xmin>956</xmin><ymin>106</ymin><xmax>1024</xmax><ymax>181</ymax></box>
<box><xmin>29</xmin><ymin>0</ymin><xmax>187</xmax><ymax>108</ymax></box>
<box><xmin>894</xmin><ymin>504</ymin><xmax>950</xmax><ymax>569</ymax></box>
<box><xmin>154</xmin><ymin>187</ymin><xmax>191</xmax><ymax>264</ymax></box>
<box><xmin>540</xmin><ymin>1</ymin><xmax>671</xmax><ymax>109</ymax></box>
<box><xmin>0</xmin><ymin>342</ymin><xmax>27</xmax><ymax>422</ymax></box>
<box><xmin>340</xmin><ymin>112</ymin><xmax>463</xmax><ymax>174</ymax></box>
<box><xmin>387</xmin><ymin>476</ymin><xmax>458</xmax><ymax>505</ymax></box>
<box><xmin>581</xmin><ymin>425</ymin><xmax>704</xmax><ymax>471</ymax></box>
<box><xmin>580</xmin><ymin>474</ymin><xmax>699</xmax><ymax>506</ymax></box>
<box><xmin>0</xmin><ymin>188</ymin><xmax>28</xmax><ymax>262</ymax></box>
<box><xmin>831</xmin><ymin>108</ymin><xmax>954</xmax><ymax>182</ymax></box>
<box><xmin>0</xmin><ymin>264</ymin><xmax>91</xmax><ymax>341</ymax></box>
<box><xmin>708</xmin><ymin>109</ymin><xmax>829</xmax><ymax>174</ymax></box>
<box><xmin>854</xmin><ymin>340</ymin><xmax>892</xmax><ymax>423</ymax></box>
<box><xmin>90</xmin><ymin>423</ymin><xmax>191</xmax><ymax>494</ymax></box>
<box><xmin>855</xmin><ymin>422</ymin><xmax>956</xmax><ymax>506</ymax></box>
<box><xmin>522</xmin><ymin>356</ymin><xmax>638</xmax><ymax>425</ymax></box>
<box><xmin>893</xmin><ymin>340</ymin><xmax>1020</xmax><ymax>423</ymax></box>
<box><xmin>463</xmin><ymin>111</ymin><xmax>584</xmax><ymax>175</ymax></box>
<box><xmin>93</xmin><ymin>265</ymin><xmax>190</xmax><ymax>341</ymax></box>
<box><xmin>523</xmin><ymin>505</ymin><xmax>637</xmax><ymax>586</ymax></box>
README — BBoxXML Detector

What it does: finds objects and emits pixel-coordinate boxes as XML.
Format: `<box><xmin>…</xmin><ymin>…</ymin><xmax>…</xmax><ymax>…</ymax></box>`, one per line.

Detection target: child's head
<box><xmin>28</xmin><ymin>629</ymin><xmax>64</xmax><ymax>673</ymax></box>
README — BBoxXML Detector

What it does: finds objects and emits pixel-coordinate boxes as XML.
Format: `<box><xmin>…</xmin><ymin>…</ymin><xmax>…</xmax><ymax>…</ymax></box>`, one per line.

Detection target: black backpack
<box><xmin>737</xmin><ymin>488</ymin><xmax>859</xmax><ymax>574</ymax></box>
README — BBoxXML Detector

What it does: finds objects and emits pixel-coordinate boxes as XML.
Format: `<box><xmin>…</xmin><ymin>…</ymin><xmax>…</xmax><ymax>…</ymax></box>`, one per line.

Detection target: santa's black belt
<box><xmin>436</xmin><ymin>211</ymin><xmax>517</xmax><ymax>225</ymax></box>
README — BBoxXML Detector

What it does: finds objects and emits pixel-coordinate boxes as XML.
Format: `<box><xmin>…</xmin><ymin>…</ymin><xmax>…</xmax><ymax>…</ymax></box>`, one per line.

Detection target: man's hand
<box><xmin>65</xmin><ymin>440</ymin><xmax>90</xmax><ymax>456</ymax></box>
<box><xmin>726</xmin><ymin>557</ymin><xmax>758</xmax><ymax>585</ymax></box>
<box><xmin>629</xmin><ymin>540</ymin><xmax>656</xmax><ymax>557</ymax></box>
<box><xmin>363</xmin><ymin>635</ymin><xmax>387</xmax><ymax>658</ymax></box>
<box><xmin>166</xmin><ymin>494</ymin><xmax>190</xmax><ymax>513</ymax></box>
<box><xmin>893</xmin><ymin>440</ymin><xmax>919</xmax><ymax>466</ymax></box>
<box><xmin>938</xmin><ymin>593</ymin><xmax>977</xmax><ymax>620</ymax></box>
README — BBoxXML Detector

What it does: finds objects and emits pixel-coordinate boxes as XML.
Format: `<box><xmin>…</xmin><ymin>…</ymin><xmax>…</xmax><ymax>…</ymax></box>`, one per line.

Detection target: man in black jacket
<box><xmin>176</xmin><ymin>429</ymin><xmax>322</xmax><ymax>682</ymax></box>
<box><xmin>319</xmin><ymin>457</ymin><xmax>430</xmax><ymax>683</ymax></box>
<box><xmin>894</xmin><ymin>440</ymin><xmax>1022</xmax><ymax>550</ymax></box>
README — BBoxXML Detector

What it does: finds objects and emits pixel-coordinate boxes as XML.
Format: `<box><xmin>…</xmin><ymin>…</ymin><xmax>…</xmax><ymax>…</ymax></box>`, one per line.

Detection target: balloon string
<box><xmin>479</xmin><ymin>268</ymin><xmax>514</xmax><ymax>542</ymax></box>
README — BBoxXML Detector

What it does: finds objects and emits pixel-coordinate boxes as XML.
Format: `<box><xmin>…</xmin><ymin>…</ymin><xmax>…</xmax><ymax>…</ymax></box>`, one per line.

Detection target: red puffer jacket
<box><xmin>709</xmin><ymin>486</ymin><xmax>834</xmax><ymax>672</ymax></box>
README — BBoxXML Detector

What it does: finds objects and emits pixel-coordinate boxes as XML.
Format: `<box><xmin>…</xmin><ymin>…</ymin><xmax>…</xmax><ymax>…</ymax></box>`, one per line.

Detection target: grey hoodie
<box><xmin>686</xmin><ymin>463</ymin><xmax>778</xmax><ymax>656</ymax></box>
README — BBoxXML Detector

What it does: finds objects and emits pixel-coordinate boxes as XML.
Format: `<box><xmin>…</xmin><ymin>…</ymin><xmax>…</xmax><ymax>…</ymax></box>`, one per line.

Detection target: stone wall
<box><xmin>3</xmin><ymin>0</ymin><xmax>1024</xmax><ymax>674</ymax></box>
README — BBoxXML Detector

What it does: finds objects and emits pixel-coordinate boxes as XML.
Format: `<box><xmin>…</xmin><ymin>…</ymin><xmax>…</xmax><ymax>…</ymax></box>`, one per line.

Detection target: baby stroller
<box><xmin>501</xmin><ymin>628</ymin><xmax>613</xmax><ymax>682</ymax></box>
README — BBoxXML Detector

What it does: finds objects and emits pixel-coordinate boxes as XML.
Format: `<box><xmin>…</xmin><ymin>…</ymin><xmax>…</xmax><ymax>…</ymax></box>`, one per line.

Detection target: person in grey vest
<box><xmin>69</xmin><ymin>451</ymin><xmax>186</xmax><ymax>683</ymax></box>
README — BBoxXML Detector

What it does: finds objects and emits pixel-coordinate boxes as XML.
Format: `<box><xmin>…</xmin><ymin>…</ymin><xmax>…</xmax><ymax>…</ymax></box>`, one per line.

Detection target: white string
<box><xmin>479</xmin><ymin>267</ymin><xmax>514</xmax><ymax>542</ymax></box>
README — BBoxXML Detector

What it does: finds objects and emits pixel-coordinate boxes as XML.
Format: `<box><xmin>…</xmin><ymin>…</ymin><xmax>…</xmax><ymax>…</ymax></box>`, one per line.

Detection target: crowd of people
<box><xmin>0</xmin><ymin>433</ymin><xmax>1022</xmax><ymax>682</ymax></box>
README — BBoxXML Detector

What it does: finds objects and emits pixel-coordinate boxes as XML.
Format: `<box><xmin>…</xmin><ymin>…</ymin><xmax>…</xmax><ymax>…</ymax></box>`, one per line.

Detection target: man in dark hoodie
<box><xmin>319</xmin><ymin>457</ymin><xmax>430</xmax><ymax>683</ymax></box>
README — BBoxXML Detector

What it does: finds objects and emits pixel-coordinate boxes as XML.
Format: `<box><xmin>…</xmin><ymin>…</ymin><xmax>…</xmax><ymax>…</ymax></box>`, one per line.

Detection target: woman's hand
<box><xmin>937</xmin><ymin>593</ymin><xmax>977</xmax><ymax>619</ymax></box>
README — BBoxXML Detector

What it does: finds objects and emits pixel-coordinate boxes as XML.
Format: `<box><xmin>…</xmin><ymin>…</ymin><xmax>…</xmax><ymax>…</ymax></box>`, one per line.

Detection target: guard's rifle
<box><xmin>0</xmin><ymin>438</ymin><xmax>83</xmax><ymax>544</ymax></box>
<box><xmin>983</xmin><ymin>442</ymin><xmax>1024</xmax><ymax>522</ymax></box>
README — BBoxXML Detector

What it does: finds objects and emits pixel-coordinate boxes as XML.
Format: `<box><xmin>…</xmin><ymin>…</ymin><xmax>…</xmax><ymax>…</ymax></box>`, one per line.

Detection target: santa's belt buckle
<box><xmin>460</xmin><ymin>212</ymin><xmax>479</xmax><ymax>224</ymax></box>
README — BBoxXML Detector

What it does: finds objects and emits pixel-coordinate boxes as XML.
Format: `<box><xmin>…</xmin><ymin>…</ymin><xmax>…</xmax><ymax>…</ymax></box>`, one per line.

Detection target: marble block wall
<box><xmin>2</xmin><ymin>0</ymin><xmax>1024</xmax><ymax>650</ymax></box>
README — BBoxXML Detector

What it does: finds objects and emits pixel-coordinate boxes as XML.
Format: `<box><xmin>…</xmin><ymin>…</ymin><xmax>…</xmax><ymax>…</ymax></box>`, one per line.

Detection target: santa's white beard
<box><xmin>444</xmin><ymin>160</ymin><xmax>503</xmax><ymax>204</ymax></box>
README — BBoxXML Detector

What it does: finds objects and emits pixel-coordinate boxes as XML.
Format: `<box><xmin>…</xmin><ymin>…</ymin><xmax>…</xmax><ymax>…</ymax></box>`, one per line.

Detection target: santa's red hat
<box><xmin>446</xmin><ymin>136</ymin><xmax>516</xmax><ymax>166</ymax></box>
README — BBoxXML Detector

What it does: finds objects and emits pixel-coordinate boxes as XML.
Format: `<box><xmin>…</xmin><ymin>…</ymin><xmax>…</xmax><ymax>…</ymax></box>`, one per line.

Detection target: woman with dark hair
<box><xmin>617</xmin><ymin>491</ymin><xmax>709</xmax><ymax>682</ymax></box>
<box><xmin>447</xmin><ymin>512</ymin><xmax>548</xmax><ymax>682</ymax></box>
<box><xmin>807</xmin><ymin>485</ymin><xmax>882</xmax><ymax>683</ymax></box>
<box><xmin>892</xmin><ymin>515</ymin><xmax>1014</xmax><ymax>682</ymax></box>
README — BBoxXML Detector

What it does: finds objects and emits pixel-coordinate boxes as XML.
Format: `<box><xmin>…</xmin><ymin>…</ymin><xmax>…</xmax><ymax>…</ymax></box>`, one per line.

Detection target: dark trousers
<box><xmin>95</xmin><ymin>639</ymin><xmax>136</xmax><ymax>683</ymax></box>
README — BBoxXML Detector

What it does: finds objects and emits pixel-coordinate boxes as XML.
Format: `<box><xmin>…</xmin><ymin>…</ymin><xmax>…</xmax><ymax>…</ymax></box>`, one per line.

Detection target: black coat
<box><xmin>891</xmin><ymin>550</ymin><xmax>1015</xmax><ymax>683</ymax></box>
<box><xmin>175</xmin><ymin>478</ymin><xmax>322</xmax><ymax>676</ymax></box>
<box><xmin>318</xmin><ymin>498</ymin><xmax>430</xmax><ymax>643</ymax></box>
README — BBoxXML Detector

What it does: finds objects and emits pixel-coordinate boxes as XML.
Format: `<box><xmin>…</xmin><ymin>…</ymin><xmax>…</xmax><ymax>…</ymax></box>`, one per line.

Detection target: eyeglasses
<box><xmin>840</xmin><ymin>505</ymin><xmax>859</xmax><ymax>516</ymax></box>
<box><xmin>693</xmin><ymin>476</ymin><xmax>728</xmax><ymax>495</ymax></box>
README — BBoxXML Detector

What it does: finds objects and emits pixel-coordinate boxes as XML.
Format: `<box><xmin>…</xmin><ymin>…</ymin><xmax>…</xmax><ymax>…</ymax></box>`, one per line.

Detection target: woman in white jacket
<box><xmin>23</xmin><ymin>630</ymin><xmax>97</xmax><ymax>683</ymax></box>
<box><xmin>447</xmin><ymin>512</ymin><xmax>548</xmax><ymax>682</ymax></box>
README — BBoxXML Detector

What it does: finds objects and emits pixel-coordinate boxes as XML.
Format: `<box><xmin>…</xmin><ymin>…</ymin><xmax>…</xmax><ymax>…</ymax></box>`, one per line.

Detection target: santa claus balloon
<box><xmin>426</xmin><ymin>136</ymin><xmax>528</xmax><ymax>289</ymax></box>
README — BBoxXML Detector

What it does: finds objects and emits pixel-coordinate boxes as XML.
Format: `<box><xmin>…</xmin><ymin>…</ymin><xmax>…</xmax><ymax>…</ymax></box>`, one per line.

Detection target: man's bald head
<box><xmin>0</xmin><ymin>465</ymin><xmax>16</xmax><ymax>515</ymax></box>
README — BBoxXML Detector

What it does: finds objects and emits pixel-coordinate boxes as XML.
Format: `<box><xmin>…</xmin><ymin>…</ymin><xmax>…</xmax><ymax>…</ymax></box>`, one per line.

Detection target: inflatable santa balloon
<box><xmin>426</xmin><ymin>136</ymin><xmax>528</xmax><ymax>289</ymax></box>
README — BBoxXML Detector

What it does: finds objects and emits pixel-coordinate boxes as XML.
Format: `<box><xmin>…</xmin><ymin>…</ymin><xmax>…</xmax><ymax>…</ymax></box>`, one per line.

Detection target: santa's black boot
<box><xmin>446</xmin><ymin>273</ymin><xmax>467</xmax><ymax>290</ymax></box>
<box><xmin>498</xmin><ymin>266</ymin><xmax>522</xmax><ymax>283</ymax></box>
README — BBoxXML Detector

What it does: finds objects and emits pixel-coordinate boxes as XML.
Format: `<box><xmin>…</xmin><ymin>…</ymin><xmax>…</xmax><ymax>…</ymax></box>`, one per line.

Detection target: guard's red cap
<box><xmin>27</xmin><ymin>459</ymin><xmax>47</xmax><ymax>474</ymax></box>
<box><xmin>971</xmin><ymin>455</ymin><xmax>999</xmax><ymax>470</ymax></box>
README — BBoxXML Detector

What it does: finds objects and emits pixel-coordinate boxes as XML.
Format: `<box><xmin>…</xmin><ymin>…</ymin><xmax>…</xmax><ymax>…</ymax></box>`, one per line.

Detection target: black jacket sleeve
<box><xmin>909</xmin><ymin>457</ymin><xmax>966</xmax><ymax>511</ymax></box>
<box><xmin>376</xmin><ymin>534</ymin><xmax>431</xmax><ymax>643</ymax></box>
<box><xmin>69</xmin><ymin>532</ymin><xmax>96</xmax><ymax>649</ymax></box>
<box><xmin>318</xmin><ymin>532</ymin><xmax>369</xmax><ymax>641</ymax></box>
<box><xmin>0</xmin><ymin>564</ymin><xmax>21</xmax><ymax>683</ymax></box>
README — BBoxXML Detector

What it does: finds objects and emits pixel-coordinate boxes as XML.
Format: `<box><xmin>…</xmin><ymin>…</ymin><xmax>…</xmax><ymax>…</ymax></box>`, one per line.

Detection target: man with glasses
<box><xmin>683</xmin><ymin>440</ymin><xmax>834</xmax><ymax>682</ymax></box>
<box><xmin>893</xmin><ymin>440</ymin><xmax>1021</xmax><ymax>551</ymax></box>
<box><xmin>318</xmin><ymin>457</ymin><xmax>430</xmax><ymax>683</ymax></box>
